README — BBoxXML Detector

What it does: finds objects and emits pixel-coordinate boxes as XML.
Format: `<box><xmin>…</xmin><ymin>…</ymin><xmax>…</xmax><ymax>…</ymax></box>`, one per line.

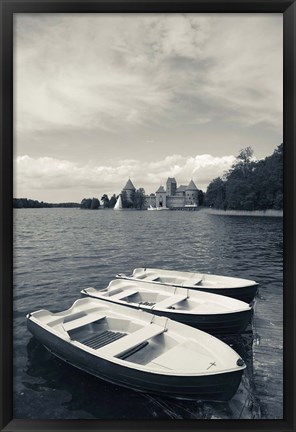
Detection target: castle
<box><xmin>121</xmin><ymin>178</ymin><xmax>199</xmax><ymax>209</ymax></box>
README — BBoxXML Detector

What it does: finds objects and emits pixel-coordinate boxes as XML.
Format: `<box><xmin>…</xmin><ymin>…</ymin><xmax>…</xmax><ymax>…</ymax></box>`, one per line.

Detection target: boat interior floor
<box><xmin>68</xmin><ymin>318</ymin><xmax>177</xmax><ymax>366</ymax></box>
<box><xmin>80</xmin><ymin>330</ymin><xmax>127</xmax><ymax>350</ymax></box>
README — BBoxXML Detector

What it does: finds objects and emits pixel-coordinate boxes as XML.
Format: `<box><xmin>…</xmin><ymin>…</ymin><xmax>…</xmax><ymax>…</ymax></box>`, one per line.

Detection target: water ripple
<box><xmin>13</xmin><ymin>208</ymin><xmax>283</xmax><ymax>420</ymax></box>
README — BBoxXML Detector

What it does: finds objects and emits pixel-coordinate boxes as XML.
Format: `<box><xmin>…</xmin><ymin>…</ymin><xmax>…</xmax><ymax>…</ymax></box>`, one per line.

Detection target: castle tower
<box><xmin>185</xmin><ymin>180</ymin><xmax>198</xmax><ymax>206</ymax></box>
<box><xmin>122</xmin><ymin>179</ymin><xmax>136</xmax><ymax>202</ymax></box>
<box><xmin>166</xmin><ymin>178</ymin><xmax>177</xmax><ymax>196</ymax></box>
<box><xmin>155</xmin><ymin>186</ymin><xmax>167</xmax><ymax>208</ymax></box>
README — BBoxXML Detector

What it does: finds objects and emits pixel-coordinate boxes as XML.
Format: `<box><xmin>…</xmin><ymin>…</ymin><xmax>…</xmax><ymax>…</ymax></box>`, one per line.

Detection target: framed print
<box><xmin>1</xmin><ymin>0</ymin><xmax>295</xmax><ymax>431</ymax></box>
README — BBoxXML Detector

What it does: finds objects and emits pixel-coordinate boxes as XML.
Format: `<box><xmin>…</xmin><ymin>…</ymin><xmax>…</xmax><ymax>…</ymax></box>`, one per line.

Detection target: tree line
<box><xmin>99</xmin><ymin>188</ymin><xmax>146</xmax><ymax>209</ymax></box>
<box><xmin>80</xmin><ymin>188</ymin><xmax>146</xmax><ymax>210</ymax></box>
<box><xmin>13</xmin><ymin>189</ymin><xmax>146</xmax><ymax>210</ymax></box>
<box><xmin>121</xmin><ymin>188</ymin><xmax>146</xmax><ymax>209</ymax></box>
<box><xmin>204</xmin><ymin>144</ymin><xmax>283</xmax><ymax>211</ymax></box>
<box><xmin>13</xmin><ymin>198</ymin><xmax>80</xmax><ymax>208</ymax></box>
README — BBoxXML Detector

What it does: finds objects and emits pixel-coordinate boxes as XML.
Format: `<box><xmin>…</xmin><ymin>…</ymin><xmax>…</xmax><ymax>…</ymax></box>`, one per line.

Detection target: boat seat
<box><xmin>62</xmin><ymin>313</ymin><xmax>106</xmax><ymax>332</ymax></box>
<box><xmin>142</xmin><ymin>274</ymin><xmax>158</xmax><ymax>281</ymax></box>
<box><xmin>187</xmin><ymin>278</ymin><xmax>203</xmax><ymax>286</ymax></box>
<box><xmin>98</xmin><ymin>323</ymin><xmax>164</xmax><ymax>358</ymax></box>
<box><xmin>109</xmin><ymin>289</ymin><xmax>139</xmax><ymax>301</ymax></box>
<box><xmin>156</xmin><ymin>295</ymin><xmax>188</xmax><ymax>309</ymax></box>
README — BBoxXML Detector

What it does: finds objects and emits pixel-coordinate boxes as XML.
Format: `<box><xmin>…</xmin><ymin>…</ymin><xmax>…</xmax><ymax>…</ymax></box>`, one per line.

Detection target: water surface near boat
<box><xmin>13</xmin><ymin>208</ymin><xmax>283</xmax><ymax>419</ymax></box>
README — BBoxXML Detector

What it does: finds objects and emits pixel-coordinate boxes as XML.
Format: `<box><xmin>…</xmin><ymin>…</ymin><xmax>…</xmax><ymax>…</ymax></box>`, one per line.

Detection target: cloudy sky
<box><xmin>14</xmin><ymin>13</ymin><xmax>283</xmax><ymax>203</ymax></box>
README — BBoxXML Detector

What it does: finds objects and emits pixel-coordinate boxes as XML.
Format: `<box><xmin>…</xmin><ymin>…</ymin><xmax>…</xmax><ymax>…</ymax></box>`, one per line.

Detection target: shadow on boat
<box><xmin>23</xmin><ymin>332</ymin><xmax>260</xmax><ymax>419</ymax></box>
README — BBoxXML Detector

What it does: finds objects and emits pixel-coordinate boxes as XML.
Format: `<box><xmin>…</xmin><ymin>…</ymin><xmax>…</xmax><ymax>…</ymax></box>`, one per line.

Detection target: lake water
<box><xmin>13</xmin><ymin>208</ymin><xmax>283</xmax><ymax>420</ymax></box>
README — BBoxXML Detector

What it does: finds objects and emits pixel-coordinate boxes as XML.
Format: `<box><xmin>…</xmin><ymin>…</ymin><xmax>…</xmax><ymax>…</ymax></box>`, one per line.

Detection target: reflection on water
<box><xmin>22</xmin><ymin>333</ymin><xmax>258</xmax><ymax>420</ymax></box>
<box><xmin>23</xmin><ymin>337</ymin><xmax>156</xmax><ymax>419</ymax></box>
<box><xmin>13</xmin><ymin>209</ymin><xmax>282</xmax><ymax>419</ymax></box>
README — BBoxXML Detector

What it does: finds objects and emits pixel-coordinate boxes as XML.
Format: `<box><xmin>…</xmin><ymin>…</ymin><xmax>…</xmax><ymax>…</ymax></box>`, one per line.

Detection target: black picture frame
<box><xmin>1</xmin><ymin>1</ymin><xmax>295</xmax><ymax>431</ymax></box>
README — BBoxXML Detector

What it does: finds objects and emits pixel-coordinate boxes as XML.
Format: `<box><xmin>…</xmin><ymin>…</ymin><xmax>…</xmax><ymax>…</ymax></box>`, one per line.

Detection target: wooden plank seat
<box><xmin>187</xmin><ymin>278</ymin><xmax>203</xmax><ymax>286</ymax></box>
<box><xmin>98</xmin><ymin>323</ymin><xmax>165</xmax><ymax>358</ymax></box>
<box><xmin>156</xmin><ymin>295</ymin><xmax>188</xmax><ymax>309</ymax></box>
<box><xmin>62</xmin><ymin>313</ymin><xmax>106</xmax><ymax>332</ymax></box>
<box><xmin>142</xmin><ymin>274</ymin><xmax>158</xmax><ymax>281</ymax></box>
<box><xmin>109</xmin><ymin>289</ymin><xmax>139</xmax><ymax>301</ymax></box>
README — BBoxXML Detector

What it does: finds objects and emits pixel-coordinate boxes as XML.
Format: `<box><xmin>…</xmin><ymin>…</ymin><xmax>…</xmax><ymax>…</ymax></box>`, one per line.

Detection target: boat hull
<box><xmin>151</xmin><ymin>308</ymin><xmax>252</xmax><ymax>334</ymax></box>
<box><xmin>83</xmin><ymin>294</ymin><xmax>252</xmax><ymax>334</ymax></box>
<box><xmin>27</xmin><ymin>318</ymin><xmax>243</xmax><ymax>401</ymax></box>
<box><xmin>119</xmin><ymin>277</ymin><xmax>258</xmax><ymax>304</ymax></box>
<box><xmin>192</xmin><ymin>285</ymin><xmax>258</xmax><ymax>304</ymax></box>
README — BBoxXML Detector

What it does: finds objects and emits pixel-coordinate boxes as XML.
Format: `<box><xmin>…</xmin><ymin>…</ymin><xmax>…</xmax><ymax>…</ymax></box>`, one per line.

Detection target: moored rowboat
<box><xmin>26</xmin><ymin>298</ymin><xmax>246</xmax><ymax>401</ymax></box>
<box><xmin>116</xmin><ymin>268</ymin><xmax>258</xmax><ymax>303</ymax></box>
<box><xmin>81</xmin><ymin>279</ymin><xmax>252</xmax><ymax>334</ymax></box>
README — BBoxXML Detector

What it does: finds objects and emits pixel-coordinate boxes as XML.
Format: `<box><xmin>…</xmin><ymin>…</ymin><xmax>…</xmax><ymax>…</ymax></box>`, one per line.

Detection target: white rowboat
<box><xmin>82</xmin><ymin>279</ymin><xmax>252</xmax><ymax>334</ymax></box>
<box><xmin>27</xmin><ymin>298</ymin><xmax>245</xmax><ymax>401</ymax></box>
<box><xmin>117</xmin><ymin>268</ymin><xmax>258</xmax><ymax>303</ymax></box>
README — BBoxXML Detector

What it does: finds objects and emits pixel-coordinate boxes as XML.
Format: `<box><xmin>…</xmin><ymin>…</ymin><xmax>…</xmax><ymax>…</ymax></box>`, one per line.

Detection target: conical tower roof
<box><xmin>123</xmin><ymin>179</ymin><xmax>136</xmax><ymax>191</ymax></box>
<box><xmin>186</xmin><ymin>180</ymin><xmax>198</xmax><ymax>191</ymax></box>
<box><xmin>156</xmin><ymin>186</ymin><xmax>166</xmax><ymax>193</ymax></box>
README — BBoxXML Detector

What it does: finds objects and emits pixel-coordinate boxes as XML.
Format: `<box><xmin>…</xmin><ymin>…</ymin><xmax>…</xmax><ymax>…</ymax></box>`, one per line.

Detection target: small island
<box><xmin>13</xmin><ymin>145</ymin><xmax>283</xmax><ymax>212</ymax></box>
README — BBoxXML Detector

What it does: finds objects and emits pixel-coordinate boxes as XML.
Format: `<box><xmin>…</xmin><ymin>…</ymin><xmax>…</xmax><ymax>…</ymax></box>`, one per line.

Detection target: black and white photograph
<box><xmin>12</xmin><ymin>11</ymin><xmax>284</xmax><ymax>421</ymax></box>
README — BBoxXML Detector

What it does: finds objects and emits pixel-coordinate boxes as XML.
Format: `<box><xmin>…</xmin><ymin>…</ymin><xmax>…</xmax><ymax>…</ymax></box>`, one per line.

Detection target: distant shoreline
<box><xmin>13</xmin><ymin>205</ymin><xmax>283</xmax><ymax>216</ymax></box>
<box><xmin>201</xmin><ymin>208</ymin><xmax>283</xmax><ymax>217</ymax></box>
<box><xmin>13</xmin><ymin>198</ymin><xmax>80</xmax><ymax>209</ymax></box>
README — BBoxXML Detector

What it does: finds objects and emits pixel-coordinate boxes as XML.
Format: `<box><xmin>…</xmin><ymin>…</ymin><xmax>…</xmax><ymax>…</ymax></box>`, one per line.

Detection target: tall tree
<box><xmin>204</xmin><ymin>144</ymin><xmax>283</xmax><ymax>211</ymax></box>
<box><xmin>197</xmin><ymin>190</ymin><xmax>205</xmax><ymax>206</ymax></box>
<box><xmin>121</xmin><ymin>191</ymin><xmax>132</xmax><ymax>208</ymax></box>
<box><xmin>90</xmin><ymin>198</ymin><xmax>100</xmax><ymax>209</ymax></box>
<box><xmin>205</xmin><ymin>177</ymin><xmax>226</xmax><ymax>209</ymax></box>
<box><xmin>101</xmin><ymin>194</ymin><xmax>110</xmax><ymax>208</ymax></box>
<box><xmin>133</xmin><ymin>188</ymin><xmax>146</xmax><ymax>209</ymax></box>
<box><xmin>225</xmin><ymin>147</ymin><xmax>255</xmax><ymax>210</ymax></box>
<box><xmin>80</xmin><ymin>198</ymin><xmax>92</xmax><ymax>209</ymax></box>
<box><xmin>109</xmin><ymin>194</ymin><xmax>117</xmax><ymax>208</ymax></box>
